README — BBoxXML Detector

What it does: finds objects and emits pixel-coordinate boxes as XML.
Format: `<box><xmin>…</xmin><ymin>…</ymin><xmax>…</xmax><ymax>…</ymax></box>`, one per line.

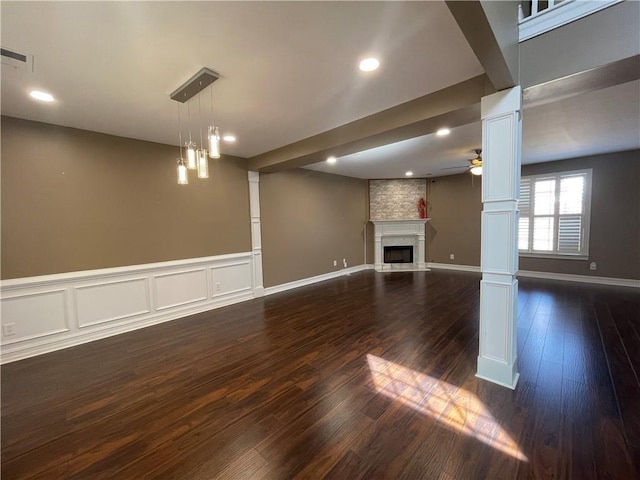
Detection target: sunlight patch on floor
<box><xmin>366</xmin><ymin>354</ymin><xmax>528</xmax><ymax>462</ymax></box>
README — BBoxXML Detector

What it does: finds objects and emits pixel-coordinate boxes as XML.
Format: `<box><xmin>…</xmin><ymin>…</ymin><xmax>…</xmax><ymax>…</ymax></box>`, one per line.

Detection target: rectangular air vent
<box><xmin>1</xmin><ymin>47</ymin><xmax>34</xmax><ymax>72</ymax></box>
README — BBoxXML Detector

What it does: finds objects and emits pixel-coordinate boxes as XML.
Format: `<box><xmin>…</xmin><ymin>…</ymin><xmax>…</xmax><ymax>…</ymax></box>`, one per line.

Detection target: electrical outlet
<box><xmin>590</xmin><ymin>262</ymin><xmax>597</xmax><ymax>271</ymax></box>
<box><xmin>450</xmin><ymin>253</ymin><xmax>455</xmax><ymax>260</ymax></box>
<box><xmin>3</xmin><ymin>324</ymin><xmax>16</xmax><ymax>337</ymax></box>
<box><xmin>333</xmin><ymin>260</ymin><xmax>337</xmax><ymax>267</ymax></box>
<box><xmin>343</xmin><ymin>258</ymin><xmax>347</xmax><ymax>268</ymax></box>
<box><xmin>215</xmin><ymin>282</ymin><xmax>221</xmax><ymax>291</ymax></box>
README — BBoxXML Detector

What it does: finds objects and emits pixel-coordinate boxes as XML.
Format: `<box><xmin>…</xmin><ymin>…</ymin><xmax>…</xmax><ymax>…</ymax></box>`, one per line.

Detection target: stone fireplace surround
<box><xmin>371</xmin><ymin>219</ymin><xmax>430</xmax><ymax>271</ymax></box>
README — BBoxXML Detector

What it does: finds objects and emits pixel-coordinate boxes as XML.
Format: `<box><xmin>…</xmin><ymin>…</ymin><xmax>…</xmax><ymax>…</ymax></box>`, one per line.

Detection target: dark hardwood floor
<box><xmin>2</xmin><ymin>270</ymin><xmax>639</xmax><ymax>479</ymax></box>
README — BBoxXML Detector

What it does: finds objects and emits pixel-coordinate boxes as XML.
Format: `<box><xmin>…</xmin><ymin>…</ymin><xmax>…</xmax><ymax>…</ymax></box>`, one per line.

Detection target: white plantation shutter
<box><xmin>558</xmin><ymin>216</ymin><xmax>582</xmax><ymax>252</ymax></box>
<box><xmin>518</xmin><ymin>217</ymin><xmax>530</xmax><ymax>251</ymax></box>
<box><xmin>518</xmin><ymin>179</ymin><xmax>531</xmax><ymax>251</ymax></box>
<box><xmin>559</xmin><ymin>175</ymin><xmax>584</xmax><ymax>215</ymax></box>
<box><xmin>533</xmin><ymin>216</ymin><xmax>554</xmax><ymax>251</ymax></box>
<box><xmin>519</xmin><ymin>170</ymin><xmax>591</xmax><ymax>256</ymax></box>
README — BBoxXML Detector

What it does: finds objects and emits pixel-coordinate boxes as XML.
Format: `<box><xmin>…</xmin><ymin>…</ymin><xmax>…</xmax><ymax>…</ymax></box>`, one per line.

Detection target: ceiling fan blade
<box><xmin>440</xmin><ymin>165</ymin><xmax>468</xmax><ymax>171</ymax></box>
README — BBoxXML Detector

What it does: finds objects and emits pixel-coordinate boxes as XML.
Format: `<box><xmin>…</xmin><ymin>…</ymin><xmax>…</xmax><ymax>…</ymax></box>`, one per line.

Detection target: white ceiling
<box><xmin>3</xmin><ymin>2</ymin><xmax>637</xmax><ymax>179</ymax></box>
<box><xmin>306</xmin><ymin>79</ymin><xmax>640</xmax><ymax>178</ymax></box>
<box><xmin>1</xmin><ymin>1</ymin><xmax>483</xmax><ymax>159</ymax></box>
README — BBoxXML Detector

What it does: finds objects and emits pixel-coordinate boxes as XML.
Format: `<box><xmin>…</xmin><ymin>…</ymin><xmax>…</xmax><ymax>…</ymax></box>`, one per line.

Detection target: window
<box><xmin>518</xmin><ymin>169</ymin><xmax>592</xmax><ymax>257</ymax></box>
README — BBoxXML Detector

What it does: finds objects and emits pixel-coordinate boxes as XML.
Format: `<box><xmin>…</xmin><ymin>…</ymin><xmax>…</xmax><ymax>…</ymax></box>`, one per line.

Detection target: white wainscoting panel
<box><xmin>75</xmin><ymin>278</ymin><xmax>150</xmax><ymax>328</ymax></box>
<box><xmin>1</xmin><ymin>253</ymin><xmax>255</xmax><ymax>363</ymax></box>
<box><xmin>1</xmin><ymin>289</ymin><xmax>69</xmax><ymax>344</ymax></box>
<box><xmin>210</xmin><ymin>261</ymin><xmax>253</xmax><ymax>297</ymax></box>
<box><xmin>155</xmin><ymin>269</ymin><xmax>208</xmax><ymax>311</ymax></box>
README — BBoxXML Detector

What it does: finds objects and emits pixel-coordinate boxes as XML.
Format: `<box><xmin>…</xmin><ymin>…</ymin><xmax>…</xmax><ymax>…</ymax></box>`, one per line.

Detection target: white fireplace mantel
<box><xmin>371</xmin><ymin>219</ymin><xmax>430</xmax><ymax>271</ymax></box>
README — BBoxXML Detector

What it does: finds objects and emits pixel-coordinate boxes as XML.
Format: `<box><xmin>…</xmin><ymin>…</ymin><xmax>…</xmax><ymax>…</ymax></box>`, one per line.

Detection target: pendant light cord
<box><xmin>187</xmin><ymin>101</ymin><xmax>193</xmax><ymax>144</ymax></box>
<box><xmin>198</xmin><ymin>93</ymin><xmax>204</xmax><ymax>148</ymax></box>
<box><xmin>177</xmin><ymin>102</ymin><xmax>183</xmax><ymax>157</ymax></box>
<box><xmin>210</xmin><ymin>84</ymin><xmax>215</xmax><ymax>126</ymax></box>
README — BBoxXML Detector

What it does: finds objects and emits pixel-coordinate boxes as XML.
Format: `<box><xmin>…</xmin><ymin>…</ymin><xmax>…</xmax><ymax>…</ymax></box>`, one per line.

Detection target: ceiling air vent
<box><xmin>1</xmin><ymin>47</ymin><xmax>34</xmax><ymax>72</ymax></box>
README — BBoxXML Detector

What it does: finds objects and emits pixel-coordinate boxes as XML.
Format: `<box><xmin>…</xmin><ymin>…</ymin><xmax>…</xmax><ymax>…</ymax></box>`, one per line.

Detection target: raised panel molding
<box><xmin>154</xmin><ymin>269</ymin><xmax>208</xmax><ymax>311</ymax></box>
<box><xmin>0</xmin><ymin>253</ymin><xmax>254</xmax><ymax>364</ymax></box>
<box><xmin>481</xmin><ymin>210</ymin><xmax>518</xmax><ymax>275</ymax></box>
<box><xmin>75</xmin><ymin>277</ymin><xmax>150</xmax><ymax>328</ymax></box>
<box><xmin>1</xmin><ymin>289</ymin><xmax>69</xmax><ymax>344</ymax></box>
<box><xmin>210</xmin><ymin>261</ymin><xmax>253</xmax><ymax>298</ymax></box>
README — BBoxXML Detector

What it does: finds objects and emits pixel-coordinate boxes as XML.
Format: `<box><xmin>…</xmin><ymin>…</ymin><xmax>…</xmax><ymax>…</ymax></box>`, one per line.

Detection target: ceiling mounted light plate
<box><xmin>170</xmin><ymin>67</ymin><xmax>219</xmax><ymax>103</ymax></box>
<box><xmin>30</xmin><ymin>90</ymin><xmax>54</xmax><ymax>102</ymax></box>
<box><xmin>359</xmin><ymin>57</ymin><xmax>380</xmax><ymax>72</ymax></box>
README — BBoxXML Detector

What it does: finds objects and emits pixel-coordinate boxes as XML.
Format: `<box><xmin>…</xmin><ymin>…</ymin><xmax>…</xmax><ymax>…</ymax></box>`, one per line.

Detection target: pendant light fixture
<box><xmin>170</xmin><ymin>67</ymin><xmax>222</xmax><ymax>185</ymax></box>
<box><xmin>177</xmin><ymin>159</ymin><xmax>189</xmax><ymax>184</ymax></box>
<box><xmin>176</xmin><ymin>104</ymin><xmax>188</xmax><ymax>185</ymax></box>
<box><xmin>185</xmin><ymin>101</ymin><xmax>197</xmax><ymax>169</ymax></box>
<box><xmin>208</xmin><ymin>86</ymin><xmax>221</xmax><ymax>159</ymax></box>
<box><xmin>197</xmin><ymin>93</ymin><xmax>209</xmax><ymax>179</ymax></box>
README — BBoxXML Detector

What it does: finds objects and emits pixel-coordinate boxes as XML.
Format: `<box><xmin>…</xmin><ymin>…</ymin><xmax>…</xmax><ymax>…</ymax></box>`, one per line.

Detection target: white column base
<box><xmin>476</xmin><ymin>356</ymin><xmax>520</xmax><ymax>390</ymax></box>
<box><xmin>253</xmin><ymin>286</ymin><xmax>265</xmax><ymax>298</ymax></box>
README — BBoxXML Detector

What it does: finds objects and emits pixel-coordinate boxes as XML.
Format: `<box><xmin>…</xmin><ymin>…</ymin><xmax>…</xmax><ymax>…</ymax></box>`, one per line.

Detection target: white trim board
<box><xmin>426</xmin><ymin>263</ymin><xmax>482</xmax><ymax>273</ymax></box>
<box><xmin>1</xmin><ymin>253</ymin><xmax>257</xmax><ymax>364</ymax></box>
<box><xmin>265</xmin><ymin>264</ymin><xmax>371</xmax><ymax>296</ymax></box>
<box><xmin>425</xmin><ymin>263</ymin><xmax>639</xmax><ymax>288</ymax></box>
<box><xmin>517</xmin><ymin>270</ymin><xmax>640</xmax><ymax>289</ymax></box>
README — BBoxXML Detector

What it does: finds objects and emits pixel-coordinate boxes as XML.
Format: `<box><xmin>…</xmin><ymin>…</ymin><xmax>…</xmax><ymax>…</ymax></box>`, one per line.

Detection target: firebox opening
<box><xmin>384</xmin><ymin>246</ymin><xmax>413</xmax><ymax>264</ymax></box>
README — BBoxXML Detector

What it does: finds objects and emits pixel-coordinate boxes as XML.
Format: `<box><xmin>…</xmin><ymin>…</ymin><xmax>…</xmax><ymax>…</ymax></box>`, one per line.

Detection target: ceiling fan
<box><xmin>468</xmin><ymin>149</ymin><xmax>483</xmax><ymax>176</ymax></box>
<box><xmin>440</xmin><ymin>149</ymin><xmax>483</xmax><ymax>175</ymax></box>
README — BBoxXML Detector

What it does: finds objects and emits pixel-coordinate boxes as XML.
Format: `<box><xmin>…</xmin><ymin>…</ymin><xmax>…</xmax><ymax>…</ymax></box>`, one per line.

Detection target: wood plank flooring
<box><xmin>1</xmin><ymin>270</ymin><xmax>638</xmax><ymax>479</ymax></box>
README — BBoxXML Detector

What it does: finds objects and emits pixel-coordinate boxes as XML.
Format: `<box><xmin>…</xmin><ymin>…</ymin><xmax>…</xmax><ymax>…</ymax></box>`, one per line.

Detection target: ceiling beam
<box><xmin>523</xmin><ymin>55</ymin><xmax>640</xmax><ymax>108</ymax></box>
<box><xmin>248</xmin><ymin>74</ymin><xmax>492</xmax><ymax>173</ymax></box>
<box><xmin>445</xmin><ymin>0</ymin><xmax>518</xmax><ymax>91</ymax></box>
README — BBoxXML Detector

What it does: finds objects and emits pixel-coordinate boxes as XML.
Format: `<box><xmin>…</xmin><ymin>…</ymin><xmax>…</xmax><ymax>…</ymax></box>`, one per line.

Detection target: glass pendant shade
<box><xmin>208</xmin><ymin>126</ymin><xmax>221</xmax><ymax>159</ymax></box>
<box><xmin>186</xmin><ymin>142</ymin><xmax>197</xmax><ymax>169</ymax></box>
<box><xmin>470</xmin><ymin>165</ymin><xmax>482</xmax><ymax>176</ymax></box>
<box><xmin>197</xmin><ymin>149</ymin><xmax>209</xmax><ymax>178</ymax></box>
<box><xmin>177</xmin><ymin>159</ymin><xmax>188</xmax><ymax>185</ymax></box>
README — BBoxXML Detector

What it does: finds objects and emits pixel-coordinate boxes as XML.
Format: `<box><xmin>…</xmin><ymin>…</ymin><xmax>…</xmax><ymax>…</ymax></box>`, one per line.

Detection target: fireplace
<box><xmin>371</xmin><ymin>219</ymin><xmax>430</xmax><ymax>271</ymax></box>
<box><xmin>384</xmin><ymin>246</ymin><xmax>413</xmax><ymax>264</ymax></box>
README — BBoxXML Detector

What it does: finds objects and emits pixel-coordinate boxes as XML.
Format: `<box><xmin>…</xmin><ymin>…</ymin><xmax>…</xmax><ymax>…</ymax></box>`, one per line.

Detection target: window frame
<box><xmin>518</xmin><ymin>168</ymin><xmax>593</xmax><ymax>260</ymax></box>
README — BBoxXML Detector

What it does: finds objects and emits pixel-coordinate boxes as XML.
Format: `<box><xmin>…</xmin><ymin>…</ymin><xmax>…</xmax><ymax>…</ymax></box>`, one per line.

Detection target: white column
<box><xmin>476</xmin><ymin>86</ymin><xmax>522</xmax><ymax>389</ymax></box>
<box><xmin>417</xmin><ymin>221</ymin><xmax>428</xmax><ymax>270</ymax></box>
<box><xmin>374</xmin><ymin>226</ymin><xmax>383</xmax><ymax>271</ymax></box>
<box><xmin>248</xmin><ymin>171</ymin><xmax>264</xmax><ymax>297</ymax></box>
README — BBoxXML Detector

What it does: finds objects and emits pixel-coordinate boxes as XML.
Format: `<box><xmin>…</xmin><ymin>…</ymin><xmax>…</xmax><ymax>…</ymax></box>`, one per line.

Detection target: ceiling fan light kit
<box><xmin>469</xmin><ymin>149</ymin><xmax>482</xmax><ymax>176</ymax></box>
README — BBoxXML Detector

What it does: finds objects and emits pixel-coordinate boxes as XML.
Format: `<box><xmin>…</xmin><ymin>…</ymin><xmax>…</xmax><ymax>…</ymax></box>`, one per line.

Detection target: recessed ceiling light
<box><xmin>327</xmin><ymin>156</ymin><xmax>337</xmax><ymax>164</ymax></box>
<box><xmin>29</xmin><ymin>90</ymin><xmax>55</xmax><ymax>102</ymax></box>
<box><xmin>405</xmin><ymin>171</ymin><xmax>413</xmax><ymax>176</ymax></box>
<box><xmin>436</xmin><ymin>128</ymin><xmax>450</xmax><ymax>136</ymax></box>
<box><xmin>359</xmin><ymin>57</ymin><xmax>380</xmax><ymax>72</ymax></box>
<box><xmin>222</xmin><ymin>135</ymin><xmax>236</xmax><ymax>143</ymax></box>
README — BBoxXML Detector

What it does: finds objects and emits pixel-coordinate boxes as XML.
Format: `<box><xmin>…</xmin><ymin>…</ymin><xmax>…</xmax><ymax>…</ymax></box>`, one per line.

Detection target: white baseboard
<box><xmin>425</xmin><ymin>263</ymin><xmax>640</xmax><ymax>288</ymax></box>
<box><xmin>1</xmin><ymin>253</ymin><xmax>257</xmax><ymax>364</ymax></box>
<box><xmin>265</xmin><ymin>264</ymin><xmax>370</xmax><ymax>296</ymax></box>
<box><xmin>517</xmin><ymin>270</ymin><xmax>640</xmax><ymax>289</ymax></box>
<box><xmin>426</xmin><ymin>262</ymin><xmax>482</xmax><ymax>273</ymax></box>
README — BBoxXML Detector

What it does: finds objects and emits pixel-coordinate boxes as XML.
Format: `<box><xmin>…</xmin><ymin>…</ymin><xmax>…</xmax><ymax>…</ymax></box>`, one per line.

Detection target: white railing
<box><xmin>519</xmin><ymin>0</ymin><xmax>623</xmax><ymax>42</ymax></box>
